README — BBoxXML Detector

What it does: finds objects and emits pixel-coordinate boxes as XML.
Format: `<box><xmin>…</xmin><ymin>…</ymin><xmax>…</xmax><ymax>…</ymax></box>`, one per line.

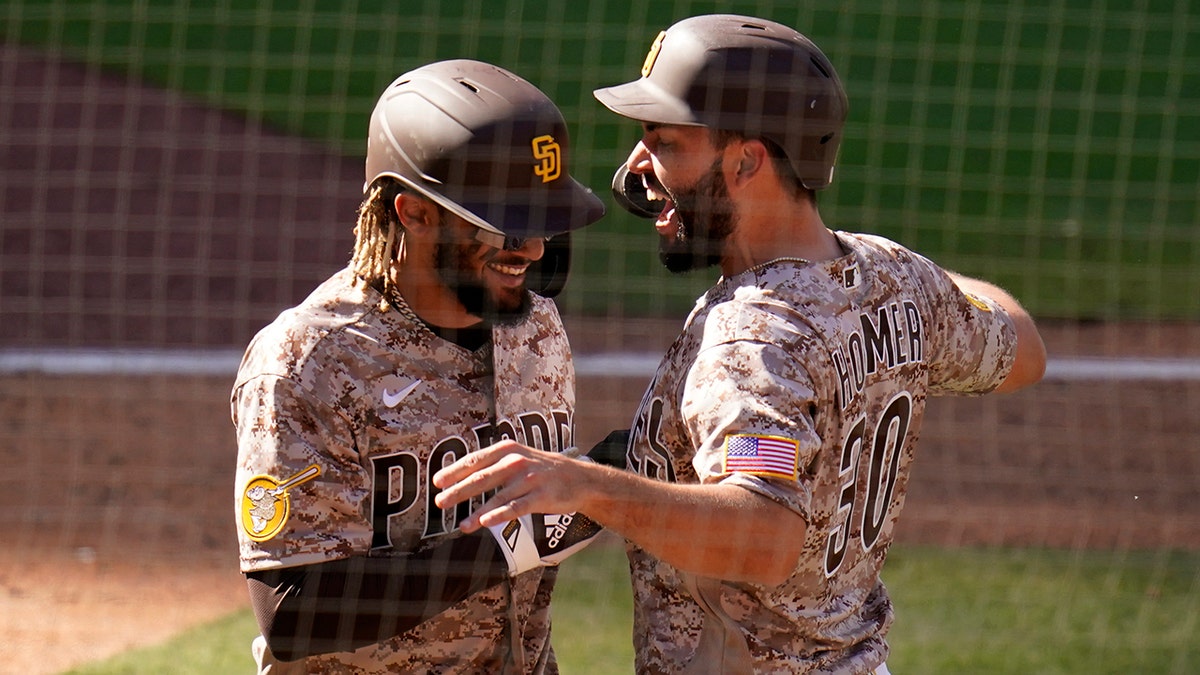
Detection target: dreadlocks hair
<box><xmin>350</xmin><ymin>177</ymin><xmax>406</xmax><ymax>293</ymax></box>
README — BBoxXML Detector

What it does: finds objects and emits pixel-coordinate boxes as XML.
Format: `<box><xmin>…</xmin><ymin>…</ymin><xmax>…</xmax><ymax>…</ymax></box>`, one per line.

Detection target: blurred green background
<box><xmin>4</xmin><ymin>0</ymin><xmax>1197</xmax><ymax>320</ymax></box>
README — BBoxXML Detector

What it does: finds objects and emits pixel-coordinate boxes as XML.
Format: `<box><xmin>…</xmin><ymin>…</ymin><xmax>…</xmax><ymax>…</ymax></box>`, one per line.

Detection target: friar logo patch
<box><xmin>240</xmin><ymin>464</ymin><xmax>321</xmax><ymax>542</ymax></box>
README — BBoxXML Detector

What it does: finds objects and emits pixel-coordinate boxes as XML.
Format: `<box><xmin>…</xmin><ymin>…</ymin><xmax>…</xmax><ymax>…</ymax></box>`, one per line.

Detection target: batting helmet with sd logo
<box><xmin>365</xmin><ymin>59</ymin><xmax>604</xmax><ymax>250</ymax></box>
<box><xmin>594</xmin><ymin>14</ymin><xmax>849</xmax><ymax>192</ymax></box>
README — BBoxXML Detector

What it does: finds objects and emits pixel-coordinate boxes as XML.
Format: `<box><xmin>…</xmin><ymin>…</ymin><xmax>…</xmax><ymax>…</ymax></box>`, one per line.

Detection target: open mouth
<box><xmin>644</xmin><ymin>179</ymin><xmax>678</xmax><ymax>236</ymax></box>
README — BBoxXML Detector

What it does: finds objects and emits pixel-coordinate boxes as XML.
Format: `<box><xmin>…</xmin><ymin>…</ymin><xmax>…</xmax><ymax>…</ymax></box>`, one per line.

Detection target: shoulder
<box><xmin>527</xmin><ymin>292</ymin><xmax>564</xmax><ymax>325</ymax></box>
<box><xmin>703</xmin><ymin>295</ymin><xmax>807</xmax><ymax>347</ymax></box>
<box><xmin>501</xmin><ymin>293</ymin><xmax>569</xmax><ymax>347</ymax></box>
<box><xmin>698</xmin><ymin>265</ymin><xmax>831</xmax><ymax>356</ymax></box>
<box><xmin>234</xmin><ymin>268</ymin><xmax>391</xmax><ymax>388</ymax></box>
<box><xmin>682</xmin><ymin>291</ymin><xmax>824</xmax><ymax>401</ymax></box>
<box><xmin>838</xmin><ymin>231</ymin><xmax>940</xmax><ymax>271</ymax></box>
<box><xmin>834</xmin><ymin>231</ymin><xmax>963</xmax><ymax>313</ymax></box>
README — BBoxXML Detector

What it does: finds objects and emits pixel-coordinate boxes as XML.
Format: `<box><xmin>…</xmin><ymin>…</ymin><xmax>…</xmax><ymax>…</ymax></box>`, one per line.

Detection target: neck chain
<box><xmin>373</xmin><ymin>278</ymin><xmax>426</xmax><ymax>327</ymax></box>
<box><xmin>374</xmin><ymin>275</ymin><xmax>493</xmax><ymax>353</ymax></box>
<box><xmin>745</xmin><ymin>256</ymin><xmax>811</xmax><ymax>274</ymax></box>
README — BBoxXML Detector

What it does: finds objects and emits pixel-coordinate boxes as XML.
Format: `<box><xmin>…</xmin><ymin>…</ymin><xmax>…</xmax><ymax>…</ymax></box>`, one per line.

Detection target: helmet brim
<box><xmin>379</xmin><ymin>170</ymin><xmax>605</xmax><ymax>244</ymax></box>
<box><xmin>593</xmin><ymin>79</ymin><xmax>703</xmax><ymax>127</ymax></box>
<box><xmin>465</xmin><ymin>175</ymin><xmax>605</xmax><ymax>240</ymax></box>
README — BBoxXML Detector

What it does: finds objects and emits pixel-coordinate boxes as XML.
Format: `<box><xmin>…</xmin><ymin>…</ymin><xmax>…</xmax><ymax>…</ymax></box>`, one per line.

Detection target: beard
<box><xmin>435</xmin><ymin>238</ymin><xmax>531</xmax><ymax>326</ymax></box>
<box><xmin>659</xmin><ymin>159</ymin><xmax>736</xmax><ymax>274</ymax></box>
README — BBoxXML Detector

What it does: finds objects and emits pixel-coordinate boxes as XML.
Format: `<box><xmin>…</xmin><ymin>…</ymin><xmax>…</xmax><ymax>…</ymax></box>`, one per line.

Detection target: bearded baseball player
<box><xmin>433</xmin><ymin>15</ymin><xmax>1047</xmax><ymax>674</ymax></box>
<box><xmin>232</xmin><ymin>59</ymin><xmax>606</xmax><ymax>674</ymax></box>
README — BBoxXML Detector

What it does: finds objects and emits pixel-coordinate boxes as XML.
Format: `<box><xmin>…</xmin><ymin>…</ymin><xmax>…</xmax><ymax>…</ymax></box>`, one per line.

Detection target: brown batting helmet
<box><xmin>594</xmin><ymin>14</ymin><xmax>849</xmax><ymax>190</ymax></box>
<box><xmin>365</xmin><ymin>59</ymin><xmax>605</xmax><ymax>249</ymax></box>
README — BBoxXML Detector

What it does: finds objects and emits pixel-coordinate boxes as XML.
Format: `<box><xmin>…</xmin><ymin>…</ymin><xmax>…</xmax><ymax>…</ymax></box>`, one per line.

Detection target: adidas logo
<box><xmin>543</xmin><ymin>513</ymin><xmax>575</xmax><ymax>549</ymax></box>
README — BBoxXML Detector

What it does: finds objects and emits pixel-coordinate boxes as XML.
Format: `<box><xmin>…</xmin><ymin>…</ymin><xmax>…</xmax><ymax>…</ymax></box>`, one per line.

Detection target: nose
<box><xmin>625</xmin><ymin>140</ymin><xmax>653</xmax><ymax>175</ymax></box>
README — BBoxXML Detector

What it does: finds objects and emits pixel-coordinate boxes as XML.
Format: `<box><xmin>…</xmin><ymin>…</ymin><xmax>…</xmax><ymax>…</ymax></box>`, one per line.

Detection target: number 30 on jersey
<box><xmin>824</xmin><ymin>392</ymin><xmax>912</xmax><ymax>577</ymax></box>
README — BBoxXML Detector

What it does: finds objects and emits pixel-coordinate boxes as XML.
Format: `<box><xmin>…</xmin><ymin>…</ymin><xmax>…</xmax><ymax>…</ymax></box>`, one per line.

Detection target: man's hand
<box><xmin>434</xmin><ymin>439</ymin><xmax>588</xmax><ymax>533</ymax></box>
<box><xmin>436</xmin><ymin>439</ymin><xmax>612</xmax><ymax>576</ymax></box>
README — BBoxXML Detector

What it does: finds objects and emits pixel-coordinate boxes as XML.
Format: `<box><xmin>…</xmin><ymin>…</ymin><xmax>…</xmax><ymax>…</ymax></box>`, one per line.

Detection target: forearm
<box><xmin>246</xmin><ymin>532</ymin><xmax>508</xmax><ymax>661</ymax></box>
<box><xmin>577</xmin><ymin>464</ymin><xmax>805</xmax><ymax>585</ymax></box>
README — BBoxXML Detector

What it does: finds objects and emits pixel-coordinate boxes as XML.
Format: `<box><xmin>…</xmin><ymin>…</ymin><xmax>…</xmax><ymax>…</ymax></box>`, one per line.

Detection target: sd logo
<box><xmin>641</xmin><ymin>30</ymin><xmax>666</xmax><ymax>77</ymax></box>
<box><xmin>532</xmin><ymin>135</ymin><xmax>561</xmax><ymax>183</ymax></box>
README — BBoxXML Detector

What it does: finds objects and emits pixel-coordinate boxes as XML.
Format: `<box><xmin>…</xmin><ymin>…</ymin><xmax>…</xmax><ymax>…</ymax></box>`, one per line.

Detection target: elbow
<box><xmin>1023</xmin><ymin>324</ymin><xmax>1049</xmax><ymax>384</ymax></box>
<box><xmin>995</xmin><ymin>324</ymin><xmax>1047</xmax><ymax>393</ymax></box>
<box><xmin>246</xmin><ymin>572</ymin><xmax>311</xmax><ymax>663</ymax></box>
<box><xmin>255</xmin><ymin>625</ymin><xmax>307</xmax><ymax>663</ymax></box>
<box><xmin>995</xmin><ymin>355</ymin><xmax>1045</xmax><ymax>393</ymax></box>
<box><xmin>1028</xmin><ymin>347</ymin><xmax>1048</xmax><ymax>385</ymax></box>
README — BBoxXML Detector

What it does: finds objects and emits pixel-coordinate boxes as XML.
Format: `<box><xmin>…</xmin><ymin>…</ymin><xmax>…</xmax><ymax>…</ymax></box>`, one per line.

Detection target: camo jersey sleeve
<box><xmin>855</xmin><ymin>234</ymin><xmax>1017</xmax><ymax>395</ymax></box>
<box><xmin>232</xmin><ymin>272</ymin><xmax>383</xmax><ymax>572</ymax></box>
<box><xmin>234</xmin><ymin>368</ymin><xmax>373</xmax><ymax>570</ymax></box>
<box><xmin>682</xmin><ymin>299</ymin><xmax>823</xmax><ymax>518</ymax></box>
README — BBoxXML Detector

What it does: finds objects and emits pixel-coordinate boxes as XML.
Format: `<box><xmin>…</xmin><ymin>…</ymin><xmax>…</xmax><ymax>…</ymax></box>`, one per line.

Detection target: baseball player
<box><xmin>433</xmin><ymin>15</ymin><xmax>1047</xmax><ymax>674</ymax></box>
<box><xmin>232</xmin><ymin>59</ymin><xmax>606</xmax><ymax>674</ymax></box>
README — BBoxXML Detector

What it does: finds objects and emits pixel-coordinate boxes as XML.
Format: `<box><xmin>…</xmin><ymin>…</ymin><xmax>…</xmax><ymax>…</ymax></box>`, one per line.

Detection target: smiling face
<box><xmin>434</xmin><ymin>209</ymin><xmax>545</xmax><ymax>325</ymax></box>
<box><xmin>626</xmin><ymin>124</ymin><xmax>738</xmax><ymax>273</ymax></box>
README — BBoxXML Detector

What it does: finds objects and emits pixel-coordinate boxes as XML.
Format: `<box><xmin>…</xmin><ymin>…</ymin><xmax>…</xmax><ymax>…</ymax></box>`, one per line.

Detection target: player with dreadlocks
<box><xmin>232</xmin><ymin>59</ymin><xmax>605</xmax><ymax>674</ymax></box>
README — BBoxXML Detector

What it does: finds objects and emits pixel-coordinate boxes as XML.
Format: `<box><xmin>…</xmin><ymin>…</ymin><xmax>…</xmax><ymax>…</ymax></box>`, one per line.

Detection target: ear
<box><xmin>395</xmin><ymin>193</ymin><xmax>437</xmax><ymax>238</ymax></box>
<box><xmin>730</xmin><ymin>140</ymin><xmax>769</xmax><ymax>186</ymax></box>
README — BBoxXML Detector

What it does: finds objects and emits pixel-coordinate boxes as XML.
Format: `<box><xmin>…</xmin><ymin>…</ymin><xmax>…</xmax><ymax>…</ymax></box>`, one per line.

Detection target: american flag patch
<box><xmin>723</xmin><ymin>434</ymin><xmax>800</xmax><ymax>480</ymax></box>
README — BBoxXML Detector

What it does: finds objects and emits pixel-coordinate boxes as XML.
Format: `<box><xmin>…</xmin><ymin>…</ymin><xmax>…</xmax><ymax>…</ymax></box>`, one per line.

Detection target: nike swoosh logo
<box><xmin>382</xmin><ymin>380</ymin><xmax>421</xmax><ymax>408</ymax></box>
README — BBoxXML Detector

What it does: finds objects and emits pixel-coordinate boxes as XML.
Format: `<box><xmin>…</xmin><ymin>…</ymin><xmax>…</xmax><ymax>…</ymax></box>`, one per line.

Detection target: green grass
<box><xmin>883</xmin><ymin>547</ymin><xmax>1200</xmax><ymax>674</ymax></box>
<box><xmin>64</xmin><ymin>610</ymin><xmax>261</xmax><ymax>675</ymax></box>
<box><xmin>67</xmin><ymin>544</ymin><xmax>1200</xmax><ymax>675</ymax></box>
<box><xmin>4</xmin><ymin>0</ymin><xmax>1198</xmax><ymax>321</ymax></box>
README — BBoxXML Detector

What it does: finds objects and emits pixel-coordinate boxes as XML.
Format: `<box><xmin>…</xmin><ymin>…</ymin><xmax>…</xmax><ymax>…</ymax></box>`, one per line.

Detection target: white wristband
<box><xmin>486</xmin><ymin>514</ymin><xmax>540</xmax><ymax>576</ymax></box>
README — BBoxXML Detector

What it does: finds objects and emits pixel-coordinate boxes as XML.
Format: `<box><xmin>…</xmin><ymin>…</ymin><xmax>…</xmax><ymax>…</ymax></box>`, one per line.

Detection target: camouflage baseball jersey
<box><xmin>232</xmin><ymin>266</ymin><xmax>575</xmax><ymax>674</ymax></box>
<box><xmin>625</xmin><ymin>232</ymin><xmax>1017</xmax><ymax>674</ymax></box>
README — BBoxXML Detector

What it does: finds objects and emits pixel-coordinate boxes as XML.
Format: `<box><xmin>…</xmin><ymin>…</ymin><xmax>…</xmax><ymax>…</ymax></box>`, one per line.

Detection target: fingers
<box><xmin>470</xmin><ymin>495</ymin><xmax>526</xmax><ymax>532</ymax></box>
<box><xmin>433</xmin><ymin>440</ymin><xmax>530</xmax><ymax>514</ymax></box>
<box><xmin>432</xmin><ymin>443</ymin><xmax>505</xmax><ymax>489</ymax></box>
<box><xmin>431</xmin><ymin>439</ymin><xmax>580</xmax><ymax>533</ymax></box>
<box><xmin>455</xmin><ymin>489</ymin><xmax>527</xmax><ymax>533</ymax></box>
<box><xmin>433</xmin><ymin>457</ymin><xmax>510</xmax><ymax>511</ymax></box>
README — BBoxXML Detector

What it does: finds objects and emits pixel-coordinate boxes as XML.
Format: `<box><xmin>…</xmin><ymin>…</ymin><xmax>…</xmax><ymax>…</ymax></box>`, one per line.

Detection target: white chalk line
<box><xmin>1</xmin><ymin>349</ymin><xmax>1199</xmax><ymax>382</ymax></box>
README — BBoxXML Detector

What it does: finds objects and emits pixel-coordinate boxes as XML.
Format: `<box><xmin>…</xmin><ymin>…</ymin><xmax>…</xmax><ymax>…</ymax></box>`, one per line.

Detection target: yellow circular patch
<box><xmin>241</xmin><ymin>475</ymin><xmax>291</xmax><ymax>542</ymax></box>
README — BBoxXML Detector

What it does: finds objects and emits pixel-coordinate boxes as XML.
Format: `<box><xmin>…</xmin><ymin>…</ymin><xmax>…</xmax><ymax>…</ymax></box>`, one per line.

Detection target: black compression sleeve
<box><xmin>246</xmin><ymin>530</ymin><xmax>509</xmax><ymax>661</ymax></box>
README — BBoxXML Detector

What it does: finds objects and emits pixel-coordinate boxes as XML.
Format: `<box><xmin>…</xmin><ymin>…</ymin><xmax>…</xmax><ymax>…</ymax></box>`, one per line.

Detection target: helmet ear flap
<box><xmin>529</xmin><ymin>233</ymin><xmax>572</xmax><ymax>298</ymax></box>
<box><xmin>611</xmin><ymin>165</ymin><xmax>660</xmax><ymax>219</ymax></box>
